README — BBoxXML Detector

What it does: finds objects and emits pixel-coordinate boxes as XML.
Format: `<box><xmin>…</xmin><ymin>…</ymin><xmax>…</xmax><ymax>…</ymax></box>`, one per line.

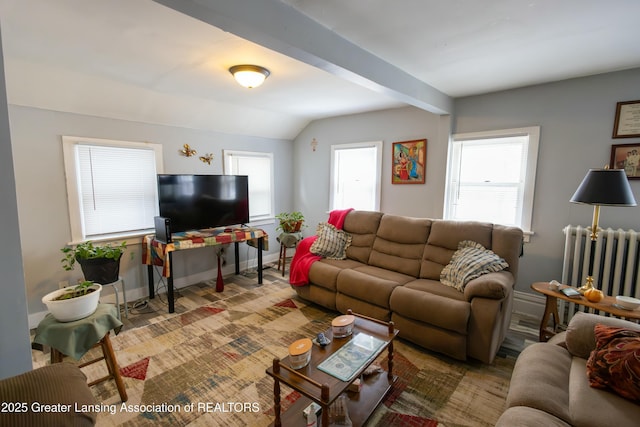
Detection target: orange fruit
<box><xmin>585</xmin><ymin>288</ymin><xmax>604</xmax><ymax>303</ymax></box>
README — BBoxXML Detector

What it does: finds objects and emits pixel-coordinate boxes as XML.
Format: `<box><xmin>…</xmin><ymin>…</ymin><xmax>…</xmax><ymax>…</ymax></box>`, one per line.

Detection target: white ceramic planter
<box><xmin>42</xmin><ymin>284</ymin><xmax>102</xmax><ymax>322</ymax></box>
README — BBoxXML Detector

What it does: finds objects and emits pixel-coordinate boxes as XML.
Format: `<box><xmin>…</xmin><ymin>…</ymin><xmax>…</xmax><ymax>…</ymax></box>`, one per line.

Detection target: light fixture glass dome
<box><xmin>229</xmin><ymin>65</ymin><xmax>270</xmax><ymax>89</ymax></box>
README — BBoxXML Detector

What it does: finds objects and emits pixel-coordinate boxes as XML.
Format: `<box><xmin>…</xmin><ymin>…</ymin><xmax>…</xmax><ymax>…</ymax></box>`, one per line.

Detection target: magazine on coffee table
<box><xmin>317</xmin><ymin>332</ymin><xmax>386</xmax><ymax>382</ymax></box>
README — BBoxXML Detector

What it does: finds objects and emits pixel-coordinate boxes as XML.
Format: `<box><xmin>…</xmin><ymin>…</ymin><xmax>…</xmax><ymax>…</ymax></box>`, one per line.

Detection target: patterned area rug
<box><xmin>32</xmin><ymin>269</ymin><xmax>518</xmax><ymax>426</ymax></box>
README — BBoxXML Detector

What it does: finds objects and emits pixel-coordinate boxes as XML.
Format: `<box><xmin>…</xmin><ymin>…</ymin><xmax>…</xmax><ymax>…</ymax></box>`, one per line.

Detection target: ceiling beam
<box><xmin>153</xmin><ymin>0</ymin><xmax>453</xmax><ymax>115</ymax></box>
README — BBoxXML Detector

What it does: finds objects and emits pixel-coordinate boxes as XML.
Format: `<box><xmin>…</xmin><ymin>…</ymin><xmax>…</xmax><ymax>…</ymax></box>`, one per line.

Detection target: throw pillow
<box><xmin>440</xmin><ymin>240</ymin><xmax>509</xmax><ymax>292</ymax></box>
<box><xmin>309</xmin><ymin>222</ymin><xmax>352</xmax><ymax>260</ymax></box>
<box><xmin>586</xmin><ymin>324</ymin><xmax>640</xmax><ymax>403</ymax></box>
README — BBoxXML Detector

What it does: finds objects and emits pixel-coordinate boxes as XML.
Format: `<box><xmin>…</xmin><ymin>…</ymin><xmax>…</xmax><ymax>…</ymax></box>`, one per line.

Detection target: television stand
<box><xmin>142</xmin><ymin>226</ymin><xmax>269</xmax><ymax>313</ymax></box>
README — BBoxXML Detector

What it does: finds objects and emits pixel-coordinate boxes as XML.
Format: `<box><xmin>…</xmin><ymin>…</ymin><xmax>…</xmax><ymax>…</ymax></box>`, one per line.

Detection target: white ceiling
<box><xmin>1</xmin><ymin>0</ymin><xmax>639</xmax><ymax>140</ymax></box>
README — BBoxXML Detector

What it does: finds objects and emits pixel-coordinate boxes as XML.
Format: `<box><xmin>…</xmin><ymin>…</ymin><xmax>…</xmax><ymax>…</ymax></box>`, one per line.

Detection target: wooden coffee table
<box><xmin>531</xmin><ymin>282</ymin><xmax>640</xmax><ymax>342</ymax></box>
<box><xmin>265</xmin><ymin>310</ymin><xmax>399</xmax><ymax>427</ymax></box>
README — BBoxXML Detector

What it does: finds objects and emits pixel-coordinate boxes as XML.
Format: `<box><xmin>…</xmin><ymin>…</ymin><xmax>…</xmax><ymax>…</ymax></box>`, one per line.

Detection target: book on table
<box><xmin>317</xmin><ymin>332</ymin><xmax>386</xmax><ymax>382</ymax></box>
<box><xmin>561</xmin><ymin>287</ymin><xmax>581</xmax><ymax>298</ymax></box>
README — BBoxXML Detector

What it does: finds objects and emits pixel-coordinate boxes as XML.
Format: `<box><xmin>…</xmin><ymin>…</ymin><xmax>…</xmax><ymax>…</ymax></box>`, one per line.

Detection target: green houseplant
<box><xmin>42</xmin><ymin>280</ymin><xmax>102</xmax><ymax>322</ymax></box>
<box><xmin>61</xmin><ymin>241</ymin><xmax>127</xmax><ymax>284</ymax></box>
<box><xmin>275</xmin><ymin>211</ymin><xmax>306</xmax><ymax>233</ymax></box>
<box><xmin>53</xmin><ymin>280</ymin><xmax>97</xmax><ymax>300</ymax></box>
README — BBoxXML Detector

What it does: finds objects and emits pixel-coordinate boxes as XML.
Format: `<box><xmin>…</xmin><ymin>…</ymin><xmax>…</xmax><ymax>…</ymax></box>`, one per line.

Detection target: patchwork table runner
<box><xmin>142</xmin><ymin>227</ymin><xmax>268</xmax><ymax>277</ymax></box>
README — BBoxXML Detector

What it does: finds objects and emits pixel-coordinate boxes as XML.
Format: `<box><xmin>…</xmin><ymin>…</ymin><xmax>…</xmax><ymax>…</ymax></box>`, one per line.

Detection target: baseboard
<box><xmin>28</xmin><ymin>254</ymin><xmax>279</xmax><ymax>329</ymax></box>
<box><xmin>512</xmin><ymin>289</ymin><xmax>545</xmax><ymax>320</ymax></box>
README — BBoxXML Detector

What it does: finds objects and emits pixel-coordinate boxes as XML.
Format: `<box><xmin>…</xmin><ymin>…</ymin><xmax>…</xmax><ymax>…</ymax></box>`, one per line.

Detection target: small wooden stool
<box><xmin>50</xmin><ymin>332</ymin><xmax>127</xmax><ymax>402</ymax></box>
<box><xmin>34</xmin><ymin>304</ymin><xmax>128</xmax><ymax>402</ymax></box>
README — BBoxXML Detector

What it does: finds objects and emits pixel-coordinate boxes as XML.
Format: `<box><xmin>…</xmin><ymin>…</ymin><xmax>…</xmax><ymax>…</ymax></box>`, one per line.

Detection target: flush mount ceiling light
<box><xmin>228</xmin><ymin>64</ymin><xmax>270</xmax><ymax>89</ymax></box>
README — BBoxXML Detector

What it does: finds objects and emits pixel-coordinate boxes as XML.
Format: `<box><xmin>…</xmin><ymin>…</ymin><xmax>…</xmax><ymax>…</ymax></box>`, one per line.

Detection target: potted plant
<box><xmin>61</xmin><ymin>241</ymin><xmax>127</xmax><ymax>284</ymax></box>
<box><xmin>42</xmin><ymin>281</ymin><xmax>102</xmax><ymax>322</ymax></box>
<box><xmin>275</xmin><ymin>211</ymin><xmax>305</xmax><ymax>233</ymax></box>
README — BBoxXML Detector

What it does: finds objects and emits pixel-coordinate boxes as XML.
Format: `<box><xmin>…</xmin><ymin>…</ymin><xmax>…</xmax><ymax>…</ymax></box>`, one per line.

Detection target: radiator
<box><xmin>560</xmin><ymin>225</ymin><xmax>640</xmax><ymax>324</ymax></box>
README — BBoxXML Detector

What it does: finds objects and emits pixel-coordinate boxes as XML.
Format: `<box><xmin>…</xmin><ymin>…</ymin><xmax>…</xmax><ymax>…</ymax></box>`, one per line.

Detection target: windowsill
<box><xmin>523</xmin><ymin>231</ymin><xmax>533</xmax><ymax>243</ymax></box>
<box><xmin>68</xmin><ymin>229</ymin><xmax>154</xmax><ymax>247</ymax></box>
<box><xmin>249</xmin><ymin>218</ymin><xmax>275</xmax><ymax>227</ymax></box>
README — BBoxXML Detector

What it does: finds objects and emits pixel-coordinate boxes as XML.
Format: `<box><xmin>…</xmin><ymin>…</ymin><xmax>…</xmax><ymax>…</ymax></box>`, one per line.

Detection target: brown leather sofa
<box><xmin>293</xmin><ymin>210</ymin><xmax>523</xmax><ymax>363</ymax></box>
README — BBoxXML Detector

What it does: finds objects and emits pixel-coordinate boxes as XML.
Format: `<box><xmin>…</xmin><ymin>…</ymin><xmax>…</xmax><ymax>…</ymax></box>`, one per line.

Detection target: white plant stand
<box><xmin>102</xmin><ymin>277</ymin><xmax>128</xmax><ymax>319</ymax></box>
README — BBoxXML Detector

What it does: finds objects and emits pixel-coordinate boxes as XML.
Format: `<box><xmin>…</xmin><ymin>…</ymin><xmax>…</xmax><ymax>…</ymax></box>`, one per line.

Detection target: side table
<box><xmin>277</xmin><ymin>232</ymin><xmax>302</xmax><ymax>276</ymax></box>
<box><xmin>33</xmin><ymin>304</ymin><xmax>128</xmax><ymax>402</ymax></box>
<box><xmin>531</xmin><ymin>281</ymin><xmax>640</xmax><ymax>342</ymax></box>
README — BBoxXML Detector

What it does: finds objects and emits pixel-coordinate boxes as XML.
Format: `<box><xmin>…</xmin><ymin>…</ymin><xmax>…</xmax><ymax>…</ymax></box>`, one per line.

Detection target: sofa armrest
<box><xmin>564</xmin><ymin>311</ymin><xmax>640</xmax><ymax>359</ymax></box>
<box><xmin>0</xmin><ymin>363</ymin><xmax>97</xmax><ymax>426</ymax></box>
<box><xmin>463</xmin><ymin>271</ymin><xmax>514</xmax><ymax>301</ymax></box>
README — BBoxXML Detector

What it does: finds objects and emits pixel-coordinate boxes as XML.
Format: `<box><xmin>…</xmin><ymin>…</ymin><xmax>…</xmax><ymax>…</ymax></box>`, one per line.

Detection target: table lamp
<box><xmin>570</xmin><ymin>167</ymin><xmax>637</xmax><ymax>293</ymax></box>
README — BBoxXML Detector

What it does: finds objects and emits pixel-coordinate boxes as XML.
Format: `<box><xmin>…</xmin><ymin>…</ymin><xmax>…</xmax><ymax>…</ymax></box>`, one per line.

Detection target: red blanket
<box><xmin>289</xmin><ymin>208</ymin><xmax>353</xmax><ymax>286</ymax></box>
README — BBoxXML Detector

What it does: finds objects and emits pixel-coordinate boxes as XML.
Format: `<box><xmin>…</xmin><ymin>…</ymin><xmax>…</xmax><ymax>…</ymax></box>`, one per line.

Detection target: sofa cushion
<box><xmin>310</xmin><ymin>222</ymin><xmax>352</xmax><ymax>259</ymax></box>
<box><xmin>420</xmin><ymin>220</ymin><xmax>493</xmax><ymax>279</ymax></box>
<box><xmin>390</xmin><ymin>284</ymin><xmax>470</xmax><ymax>334</ymax></box>
<box><xmin>368</xmin><ymin>215</ymin><xmax>431</xmax><ymax>277</ymax></box>
<box><xmin>569</xmin><ymin>356</ymin><xmax>640</xmax><ymax>427</ymax></box>
<box><xmin>342</xmin><ymin>211</ymin><xmax>383</xmax><ymax>264</ymax></box>
<box><xmin>496</xmin><ymin>406</ymin><xmax>571</xmax><ymax>427</ymax></box>
<box><xmin>505</xmin><ymin>343</ymin><xmax>573</xmax><ymax>424</ymax></box>
<box><xmin>440</xmin><ymin>240</ymin><xmax>508</xmax><ymax>291</ymax></box>
<box><xmin>308</xmin><ymin>258</ymin><xmax>366</xmax><ymax>292</ymax></box>
<box><xmin>336</xmin><ymin>266</ymin><xmax>412</xmax><ymax>309</ymax></box>
<box><xmin>403</xmin><ymin>278</ymin><xmax>466</xmax><ymax>301</ymax></box>
<box><xmin>586</xmin><ymin>324</ymin><xmax>640</xmax><ymax>403</ymax></box>
<box><xmin>565</xmin><ymin>312</ymin><xmax>640</xmax><ymax>359</ymax></box>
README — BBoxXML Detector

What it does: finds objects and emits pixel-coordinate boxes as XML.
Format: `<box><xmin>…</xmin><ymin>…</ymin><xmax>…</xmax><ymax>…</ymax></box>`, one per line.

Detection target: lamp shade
<box><xmin>570</xmin><ymin>168</ymin><xmax>637</xmax><ymax>206</ymax></box>
<box><xmin>229</xmin><ymin>65</ymin><xmax>270</xmax><ymax>88</ymax></box>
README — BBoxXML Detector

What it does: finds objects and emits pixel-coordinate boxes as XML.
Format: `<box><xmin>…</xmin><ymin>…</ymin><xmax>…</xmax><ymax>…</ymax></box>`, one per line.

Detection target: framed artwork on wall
<box><xmin>610</xmin><ymin>143</ymin><xmax>640</xmax><ymax>180</ymax></box>
<box><xmin>392</xmin><ymin>139</ymin><xmax>426</xmax><ymax>184</ymax></box>
<box><xmin>612</xmin><ymin>100</ymin><xmax>640</xmax><ymax>138</ymax></box>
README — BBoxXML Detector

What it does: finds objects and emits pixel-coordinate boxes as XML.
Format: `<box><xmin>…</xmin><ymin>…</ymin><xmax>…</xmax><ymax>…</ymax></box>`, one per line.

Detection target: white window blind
<box><xmin>445</xmin><ymin>127</ymin><xmax>539</xmax><ymax>236</ymax></box>
<box><xmin>63</xmin><ymin>136</ymin><xmax>162</xmax><ymax>242</ymax></box>
<box><xmin>223</xmin><ymin>150</ymin><xmax>274</xmax><ymax>222</ymax></box>
<box><xmin>330</xmin><ymin>141</ymin><xmax>382</xmax><ymax>211</ymax></box>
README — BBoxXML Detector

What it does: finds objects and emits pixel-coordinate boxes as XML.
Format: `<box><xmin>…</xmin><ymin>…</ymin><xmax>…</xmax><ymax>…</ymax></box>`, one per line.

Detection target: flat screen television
<box><xmin>157</xmin><ymin>174</ymin><xmax>249</xmax><ymax>233</ymax></box>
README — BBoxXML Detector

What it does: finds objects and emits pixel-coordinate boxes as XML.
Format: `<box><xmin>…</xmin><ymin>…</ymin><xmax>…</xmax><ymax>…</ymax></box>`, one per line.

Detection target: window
<box><xmin>330</xmin><ymin>141</ymin><xmax>383</xmax><ymax>211</ymax></box>
<box><xmin>444</xmin><ymin>127</ymin><xmax>539</xmax><ymax>239</ymax></box>
<box><xmin>223</xmin><ymin>150</ymin><xmax>274</xmax><ymax>223</ymax></box>
<box><xmin>62</xmin><ymin>136</ymin><xmax>163</xmax><ymax>243</ymax></box>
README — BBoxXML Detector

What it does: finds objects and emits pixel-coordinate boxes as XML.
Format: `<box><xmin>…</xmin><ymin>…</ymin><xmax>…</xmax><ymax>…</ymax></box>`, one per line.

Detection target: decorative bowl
<box><xmin>548</xmin><ymin>280</ymin><xmax>561</xmax><ymax>291</ymax></box>
<box><xmin>42</xmin><ymin>283</ymin><xmax>102</xmax><ymax>322</ymax></box>
<box><xmin>615</xmin><ymin>295</ymin><xmax>640</xmax><ymax>311</ymax></box>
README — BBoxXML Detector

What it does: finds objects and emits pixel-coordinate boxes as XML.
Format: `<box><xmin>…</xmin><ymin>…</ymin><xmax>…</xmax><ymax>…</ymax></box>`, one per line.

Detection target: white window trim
<box><xmin>62</xmin><ymin>136</ymin><xmax>163</xmax><ymax>244</ymax></box>
<box><xmin>445</xmin><ymin>126</ymin><xmax>539</xmax><ymax>242</ymax></box>
<box><xmin>329</xmin><ymin>141</ymin><xmax>383</xmax><ymax>211</ymax></box>
<box><xmin>222</xmin><ymin>149</ymin><xmax>275</xmax><ymax>226</ymax></box>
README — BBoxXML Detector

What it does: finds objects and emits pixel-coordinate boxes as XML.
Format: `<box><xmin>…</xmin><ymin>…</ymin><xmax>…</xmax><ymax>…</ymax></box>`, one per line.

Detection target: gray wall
<box><xmin>454</xmin><ymin>68</ymin><xmax>640</xmax><ymax>294</ymax></box>
<box><xmin>8</xmin><ymin>105</ymin><xmax>292</xmax><ymax>322</ymax></box>
<box><xmin>292</xmin><ymin>69</ymin><xmax>640</xmax><ymax>299</ymax></box>
<box><xmin>292</xmin><ymin>106</ymin><xmax>451</xmax><ymax>230</ymax></box>
<box><xmin>0</xmin><ymin>29</ymin><xmax>32</xmax><ymax>379</ymax></box>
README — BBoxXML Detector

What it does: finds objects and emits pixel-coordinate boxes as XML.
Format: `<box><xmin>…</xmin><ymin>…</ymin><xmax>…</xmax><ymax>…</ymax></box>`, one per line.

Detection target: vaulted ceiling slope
<box><xmin>1</xmin><ymin>0</ymin><xmax>639</xmax><ymax>140</ymax></box>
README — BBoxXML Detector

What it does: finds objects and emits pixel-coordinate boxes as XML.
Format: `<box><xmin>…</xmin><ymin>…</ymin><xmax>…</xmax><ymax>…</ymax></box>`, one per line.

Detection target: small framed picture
<box><xmin>612</xmin><ymin>100</ymin><xmax>640</xmax><ymax>138</ymax></box>
<box><xmin>610</xmin><ymin>143</ymin><xmax>640</xmax><ymax>179</ymax></box>
<box><xmin>392</xmin><ymin>139</ymin><xmax>426</xmax><ymax>184</ymax></box>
